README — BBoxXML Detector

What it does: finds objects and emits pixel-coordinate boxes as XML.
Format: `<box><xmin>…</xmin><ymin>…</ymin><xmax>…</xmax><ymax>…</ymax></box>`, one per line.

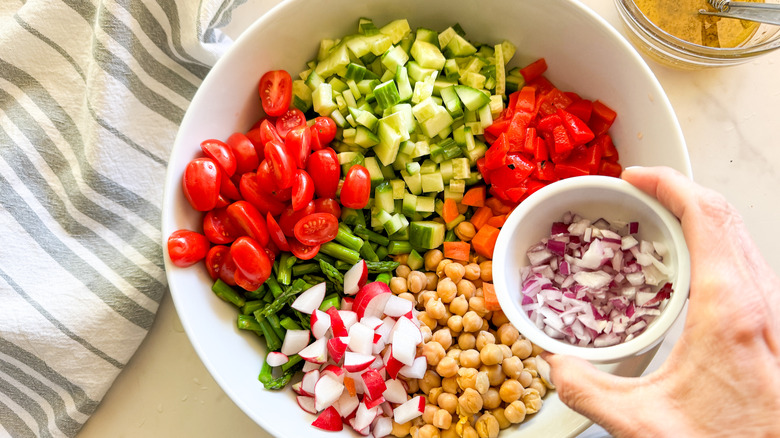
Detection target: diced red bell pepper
<box><xmin>506</xmin><ymin>91</ymin><xmax>520</xmax><ymax>119</ymax></box>
<box><xmin>598</xmin><ymin>160</ymin><xmax>623</xmax><ymax>177</ymax></box>
<box><xmin>484</xmin><ymin>117</ymin><xmax>510</xmax><ymax>140</ymax></box>
<box><xmin>589</xmin><ymin>100</ymin><xmax>617</xmax><ymax>136</ymax></box>
<box><xmin>585</xmin><ymin>143</ymin><xmax>603</xmax><ymax>174</ymax></box>
<box><xmin>506</xmin><ymin>110</ymin><xmax>535</xmax><ymax>147</ymax></box>
<box><xmin>528</xmin><ymin>76</ymin><xmax>555</xmax><ymax>95</ymax></box>
<box><xmin>554</xmin><ymin>162</ymin><xmax>590</xmax><ymax>179</ymax></box>
<box><xmin>564</xmin><ymin>91</ymin><xmax>581</xmax><ymax>102</ymax></box>
<box><xmin>523</xmin><ymin>179</ymin><xmax>547</xmax><ymax>199</ymax></box>
<box><xmin>476</xmin><ymin>157</ymin><xmax>492</xmax><ymax>184</ymax></box>
<box><xmin>539</xmin><ymin>88</ymin><xmax>574</xmax><ymax>117</ymax></box>
<box><xmin>490</xmin><ymin>155</ymin><xmax>535</xmax><ymax>190</ymax></box>
<box><xmin>566</xmin><ymin>99</ymin><xmax>593</xmax><ymax>123</ymax></box>
<box><xmin>520</xmin><ymin>58</ymin><xmax>547</xmax><ymax>82</ymax></box>
<box><xmin>591</xmin><ymin>134</ymin><xmax>619</xmax><ymax>162</ymax></box>
<box><xmin>504</xmin><ymin>185</ymin><xmax>527</xmax><ymax>204</ymax></box>
<box><xmin>515</xmin><ymin>86</ymin><xmax>536</xmax><ymax>113</ymax></box>
<box><xmin>534</xmin><ymin>160</ymin><xmax>557</xmax><ymax>181</ymax></box>
<box><xmin>558</xmin><ymin>109</ymin><xmax>595</xmax><ymax>146</ymax></box>
<box><xmin>485</xmin><ymin>132</ymin><xmax>510</xmax><ymax>170</ymax></box>
<box><xmin>537</xmin><ymin>114</ymin><xmax>562</xmax><ymax>133</ymax></box>
<box><xmin>533</xmin><ymin>136</ymin><xmax>548</xmax><ymax>162</ymax></box>
<box><xmin>523</xmin><ymin>127</ymin><xmax>537</xmax><ymax>155</ymax></box>
<box><xmin>552</xmin><ymin>124</ymin><xmax>573</xmax><ymax>156</ymax></box>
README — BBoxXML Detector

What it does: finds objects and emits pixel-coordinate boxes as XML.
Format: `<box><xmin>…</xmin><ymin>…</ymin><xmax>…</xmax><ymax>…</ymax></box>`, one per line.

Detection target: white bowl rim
<box><xmin>493</xmin><ymin>175</ymin><xmax>691</xmax><ymax>363</ymax></box>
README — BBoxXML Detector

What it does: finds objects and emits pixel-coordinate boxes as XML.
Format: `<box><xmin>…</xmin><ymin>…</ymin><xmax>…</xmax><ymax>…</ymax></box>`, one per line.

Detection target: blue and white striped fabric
<box><xmin>0</xmin><ymin>1</ymin><xmax>246</xmax><ymax>436</ymax></box>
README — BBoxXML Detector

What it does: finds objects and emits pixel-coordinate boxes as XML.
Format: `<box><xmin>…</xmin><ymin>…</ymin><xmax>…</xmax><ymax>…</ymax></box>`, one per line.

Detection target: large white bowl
<box><xmin>161</xmin><ymin>0</ymin><xmax>692</xmax><ymax>436</ymax></box>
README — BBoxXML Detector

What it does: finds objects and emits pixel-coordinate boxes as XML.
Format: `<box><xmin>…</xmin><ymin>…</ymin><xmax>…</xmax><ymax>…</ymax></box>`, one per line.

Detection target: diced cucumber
<box><xmin>410</xmin><ymin>40</ymin><xmax>446</xmax><ymax>71</ymax></box>
<box><xmin>409</xmin><ymin>221</ymin><xmax>446</xmax><ymax>250</ymax></box>
<box><xmin>355</xmin><ymin>126</ymin><xmax>379</xmax><ymax>148</ymax></box>
<box><xmin>445</xmin><ymin>214</ymin><xmax>466</xmax><ymax>230</ymax></box>
<box><xmin>440</xmin><ymin>86</ymin><xmax>464</xmax><ymax>118</ymax></box>
<box><xmin>374</xmin><ymin>80</ymin><xmax>401</xmax><ymax>109</ymax></box>
<box><xmin>406</xmin><ymin>161</ymin><xmax>421</xmax><ymax>175</ymax></box>
<box><xmin>419</xmin><ymin>105</ymin><xmax>454</xmax><ymax>138</ymax></box>
<box><xmin>392</xmin><ymin>152</ymin><xmax>413</xmax><ymax>171</ymax></box>
<box><xmin>349</xmin><ymin>106</ymin><xmax>379</xmax><ymax>131</ymax></box>
<box><xmin>478</xmin><ymin>103</ymin><xmax>493</xmax><ymax>129</ymax></box>
<box><xmin>313</xmin><ymin>83</ymin><xmax>337</xmax><ymax>115</ymax></box>
<box><xmin>411</xmin><ymin>70</ymin><xmax>438</xmax><ymax>104</ymax></box>
<box><xmin>317</xmin><ymin>39</ymin><xmax>336</xmax><ymax>62</ymax></box>
<box><xmin>452</xmin><ymin>157</ymin><xmax>471</xmax><ymax>180</ymax></box>
<box><xmin>443</xmin><ymin>33</ymin><xmax>478</xmax><ymax>58</ymax></box>
<box><xmin>493</xmin><ymin>43</ymin><xmax>506</xmax><ymax>97</ymax></box>
<box><xmin>449</xmin><ymin>179</ymin><xmax>466</xmax><ymax>194</ymax></box>
<box><xmin>412</xmin><ymin>141</ymin><xmax>431</xmax><ymax>158</ymax></box>
<box><xmin>443</xmin><ymin>186</ymin><xmax>464</xmax><ymax>202</ymax></box>
<box><xmin>453</xmin><ymin>85</ymin><xmax>490</xmax><ymax>111</ymax></box>
<box><xmin>315</xmin><ymin>43</ymin><xmax>350</xmax><ymax>78</ymax></box>
<box><xmin>364</xmin><ymin>157</ymin><xmax>386</xmax><ymax>187</ymax></box>
<box><xmin>395</xmin><ymin>66</ymin><xmax>413</xmax><ymax>102</ymax></box>
<box><xmin>402</xmin><ymin>192</ymin><xmax>417</xmax><ymax>217</ymax></box>
<box><xmin>407</xmin><ymin>249</ymin><xmax>424</xmax><ymax>270</ymax></box>
<box><xmin>401</xmin><ymin>169</ymin><xmax>422</xmax><ymax>195</ymax></box>
<box><xmin>460</xmin><ymin>71</ymin><xmax>486</xmax><ymax>90</ymax></box>
<box><xmin>379</xmin><ymin>19</ymin><xmax>412</xmax><ymax>44</ymax></box>
<box><xmin>438</xmin><ymin>27</ymin><xmax>458</xmax><ymax>50</ymax></box>
<box><xmin>411</xmin><ymin>97</ymin><xmax>440</xmax><ymax>123</ymax></box>
<box><xmin>375</xmin><ymin>112</ymin><xmax>407</xmax><ymax>166</ymax></box>
<box><xmin>406</xmin><ymin>61</ymin><xmax>437</xmax><ymax>83</ymax></box>
<box><xmin>440</xmin><ymin>159</ymin><xmax>453</xmax><ymax>183</ymax></box>
<box><xmin>417</xmin><ymin>195</ymin><xmax>436</xmax><ymax>213</ymax></box>
<box><xmin>381</xmin><ymin>45</ymin><xmax>409</xmax><ymax>74</ymax></box>
<box><xmin>420</xmin><ymin>159</ymin><xmax>437</xmax><ymax>174</ymax></box>
<box><xmin>390</xmin><ymin>179</ymin><xmax>406</xmax><ymax>199</ymax></box>
<box><xmin>374</xmin><ymin>182</ymin><xmax>395</xmax><ymax>213</ymax></box>
<box><xmin>399</xmin><ymin>140</ymin><xmax>417</xmax><ymax>156</ymax></box>
<box><xmin>414</xmin><ymin>27</ymin><xmax>439</xmax><ymax>45</ymax></box>
<box><xmin>421</xmin><ymin>172</ymin><xmax>444</xmax><ymax>193</ymax></box>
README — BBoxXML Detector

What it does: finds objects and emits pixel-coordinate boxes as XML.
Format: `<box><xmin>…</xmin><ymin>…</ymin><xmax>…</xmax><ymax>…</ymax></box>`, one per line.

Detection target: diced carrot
<box><xmin>485</xmin><ymin>197</ymin><xmax>513</xmax><ymax>216</ymax></box>
<box><xmin>442</xmin><ymin>198</ymin><xmax>459</xmax><ymax>223</ymax></box>
<box><xmin>472</xmin><ymin>225</ymin><xmax>500</xmax><ymax>259</ymax></box>
<box><xmin>344</xmin><ymin>376</ymin><xmax>356</xmax><ymax>397</ymax></box>
<box><xmin>461</xmin><ymin>186</ymin><xmax>486</xmax><ymax>207</ymax></box>
<box><xmin>487</xmin><ymin>214</ymin><xmax>507</xmax><ymax>228</ymax></box>
<box><xmin>470</xmin><ymin>206</ymin><xmax>494</xmax><ymax>230</ymax></box>
<box><xmin>443</xmin><ymin>241</ymin><xmax>471</xmax><ymax>262</ymax></box>
<box><xmin>482</xmin><ymin>282</ymin><xmax>501</xmax><ymax>311</ymax></box>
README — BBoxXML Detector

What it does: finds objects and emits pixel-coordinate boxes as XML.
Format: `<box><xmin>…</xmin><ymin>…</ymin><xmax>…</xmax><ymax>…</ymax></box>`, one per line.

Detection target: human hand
<box><xmin>544</xmin><ymin>166</ymin><xmax>780</xmax><ymax>437</ymax></box>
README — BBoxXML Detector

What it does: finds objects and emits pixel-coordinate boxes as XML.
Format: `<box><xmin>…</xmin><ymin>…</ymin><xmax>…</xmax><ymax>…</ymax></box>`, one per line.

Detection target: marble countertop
<box><xmin>77</xmin><ymin>0</ymin><xmax>780</xmax><ymax>436</ymax></box>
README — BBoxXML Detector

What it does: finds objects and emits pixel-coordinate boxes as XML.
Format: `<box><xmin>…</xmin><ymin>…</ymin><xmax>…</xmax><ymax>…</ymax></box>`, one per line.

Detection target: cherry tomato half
<box><xmin>227</xmin><ymin>132</ymin><xmax>259</xmax><ymax>175</ymax></box>
<box><xmin>203</xmin><ymin>207</ymin><xmax>244</xmax><ymax>245</ymax></box>
<box><xmin>294</xmin><ymin>212</ymin><xmax>339</xmax><ymax>246</ymax></box>
<box><xmin>230</xmin><ymin>236</ymin><xmax>272</xmax><ymax>290</ymax></box>
<box><xmin>278</xmin><ymin>201</ymin><xmax>315</xmax><ymax>237</ymax></box>
<box><xmin>314</xmin><ymin>197</ymin><xmax>341</xmax><ymax>219</ymax></box>
<box><xmin>220</xmin><ymin>171</ymin><xmax>241</xmax><ymax>201</ymax></box>
<box><xmin>289</xmin><ymin>237</ymin><xmax>320</xmax><ymax>260</ymax></box>
<box><xmin>205</xmin><ymin>245</ymin><xmax>230</xmax><ymax>280</ymax></box>
<box><xmin>285</xmin><ymin>125</ymin><xmax>311</xmax><ymax>169</ymax></box>
<box><xmin>239</xmin><ymin>171</ymin><xmax>286</xmax><ymax>216</ymax></box>
<box><xmin>306</xmin><ymin>147</ymin><xmax>340</xmax><ymax>199</ymax></box>
<box><xmin>266</xmin><ymin>212</ymin><xmax>290</xmax><ymax>252</ymax></box>
<box><xmin>292</xmin><ymin>169</ymin><xmax>315</xmax><ymax>211</ymax></box>
<box><xmin>226</xmin><ymin>200</ymin><xmax>270</xmax><ymax>247</ymax></box>
<box><xmin>258</xmin><ymin>70</ymin><xmax>292</xmax><ymax>118</ymax></box>
<box><xmin>201</xmin><ymin>139</ymin><xmax>237</xmax><ymax>177</ymax></box>
<box><xmin>312</xmin><ymin>116</ymin><xmax>337</xmax><ymax>145</ymax></box>
<box><xmin>167</xmin><ymin>229</ymin><xmax>209</xmax><ymax>267</ymax></box>
<box><xmin>264</xmin><ymin>140</ymin><xmax>295</xmax><ymax>190</ymax></box>
<box><xmin>275</xmin><ymin>108</ymin><xmax>306</xmax><ymax>139</ymax></box>
<box><xmin>340</xmin><ymin>164</ymin><xmax>371</xmax><ymax>209</ymax></box>
<box><xmin>309</xmin><ymin>125</ymin><xmax>323</xmax><ymax>151</ymax></box>
<box><xmin>182</xmin><ymin>158</ymin><xmax>221</xmax><ymax>211</ymax></box>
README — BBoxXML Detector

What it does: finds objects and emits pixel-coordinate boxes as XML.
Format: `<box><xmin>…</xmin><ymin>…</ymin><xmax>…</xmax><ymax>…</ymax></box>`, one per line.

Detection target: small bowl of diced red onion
<box><xmin>493</xmin><ymin>175</ymin><xmax>690</xmax><ymax>363</ymax></box>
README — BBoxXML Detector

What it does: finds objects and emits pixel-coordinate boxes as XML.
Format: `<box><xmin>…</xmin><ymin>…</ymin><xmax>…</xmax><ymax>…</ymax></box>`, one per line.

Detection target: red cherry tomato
<box><xmin>218</xmin><ymin>249</ymin><xmax>238</xmax><ymax>286</ymax></box>
<box><xmin>230</xmin><ymin>236</ymin><xmax>272</xmax><ymax>290</ymax></box>
<box><xmin>258</xmin><ymin>70</ymin><xmax>292</xmax><ymax>118</ymax></box>
<box><xmin>201</xmin><ymin>139</ymin><xmax>236</xmax><ymax>176</ymax></box>
<box><xmin>306</xmin><ymin>147</ymin><xmax>340</xmax><ymax>199</ymax></box>
<box><xmin>285</xmin><ymin>125</ymin><xmax>311</xmax><ymax>169</ymax></box>
<box><xmin>214</xmin><ymin>193</ymin><xmax>230</xmax><ymax>209</ymax></box>
<box><xmin>260</xmin><ymin>119</ymin><xmax>283</xmax><ymax>146</ymax></box>
<box><xmin>182</xmin><ymin>158</ymin><xmax>221</xmax><ymax>211</ymax></box>
<box><xmin>226</xmin><ymin>200</ymin><xmax>270</xmax><ymax>247</ymax></box>
<box><xmin>239</xmin><ymin>172</ymin><xmax>286</xmax><ymax>216</ymax></box>
<box><xmin>205</xmin><ymin>245</ymin><xmax>230</xmax><ymax>280</ymax></box>
<box><xmin>313</xmin><ymin>116</ymin><xmax>337</xmax><ymax>145</ymax></box>
<box><xmin>340</xmin><ymin>164</ymin><xmax>371</xmax><ymax>209</ymax></box>
<box><xmin>278</xmin><ymin>201</ymin><xmax>315</xmax><ymax>237</ymax></box>
<box><xmin>294</xmin><ymin>212</ymin><xmax>339</xmax><ymax>246</ymax></box>
<box><xmin>219</xmin><ymin>171</ymin><xmax>241</xmax><ymax>201</ymax></box>
<box><xmin>227</xmin><ymin>132</ymin><xmax>259</xmax><ymax>175</ymax></box>
<box><xmin>203</xmin><ymin>207</ymin><xmax>244</xmax><ymax>245</ymax></box>
<box><xmin>289</xmin><ymin>238</ymin><xmax>320</xmax><ymax>260</ymax></box>
<box><xmin>314</xmin><ymin>197</ymin><xmax>341</xmax><ymax>219</ymax></box>
<box><xmin>167</xmin><ymin>229</ymin><xmax>209</xmax><ymax>267</ymax></box>
<box><xmin>292</xmin><ymin>169</ymin><xmax>315</xmax><ymax>211</ymax></box>
<box><xmin>265</xmin><ymin>213</ymin><xmax>290</xmax><ymax>252</ymax></box>
<box><xmin>275</xmin><ymin>108</ymin><xmax>306</xmax><ymax>139</ymax></box>
<box><xmin>256</xmin><ymin>160</ymin><xmax>292</xmax><ymax>202</ymax></box>
<box><xmin>264</xmin><ymin>140</ymin><xmax>295</xmax><ymax>190</ymax></box>
<box><xmin>309</xmin><ymin>125</ymin><xmax>323</xmax><ymax>151</ymax></box>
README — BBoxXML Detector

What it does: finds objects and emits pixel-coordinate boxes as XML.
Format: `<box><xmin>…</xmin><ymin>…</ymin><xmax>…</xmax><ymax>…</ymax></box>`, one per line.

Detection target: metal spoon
<box><xmin>699</xmin><ymin>0</ymin><xmax>780</xmax><ymax>26</ymax></box>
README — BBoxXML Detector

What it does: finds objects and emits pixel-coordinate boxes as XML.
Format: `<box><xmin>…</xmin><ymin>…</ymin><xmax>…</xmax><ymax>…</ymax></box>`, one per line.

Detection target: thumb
<box><xmin>544</xmin><ymin>353</ymin><xmax>643</xmax><ymax>433</ymax></box>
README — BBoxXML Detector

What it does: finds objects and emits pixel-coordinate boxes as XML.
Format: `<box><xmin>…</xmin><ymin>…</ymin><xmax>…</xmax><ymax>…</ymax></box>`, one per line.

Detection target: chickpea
<box><xmin>422</xmin><ymin>341</ymin><xmax>446</xmax><ymax>366</ymax></box>
<box><xmin>449</xmin><ymin>295</ymin><xmax>469</xmax><ymax>316</ymax></box>
<box><xmin>457</xmin><ymin>279</ymin><xmax>477</xmax><ymax>300</ymax></box>
<box><xmin>441</xmin><ymin>424</ymin><xmax>458</xmax><ymax>438</ymax></box>
<box><xmin>459</xmin><ymin>349</ymin><xmax>481</xmax><ymax>368</ymax></box>
<box><xmin>481</xmin><ymin>388</ymin><xmax>501</xmax><ymax>410</ymax></box>
<box><xmin>457</xmin><ymin>367</ymin><xmax>478</xmax><ymax>390</ymax></box>
<box><xmin>392</xmin><ymin>420</ymin><xmax>412</xmax><ymax>437</ymax></box>
<box><xmin>457</xmin><ymin>332</ymin><xmax>476</xmax><ymax>350</ymax></box>
<box><xmin>433</xmin><ymin>409</ymin><xmax>453</xmax><ymax>430</ymax></box>
<box><xmin>498</xmin><ymin>344</ymin><xmax>512</xmax><ymax>360</ymax></box>
<box><xmin>491</xmin><ymin>310</ymin><xmax>510</xmax><ymax>327</ymax></box>
<box><xmin>522</xmin><ymin>358</ymin><xmax>538</xmax><ymax>374</ymax></box>
<box><xmin>496</xmin><ymin>323</ymin><xmax>520</xmax><ymax>346</ymax></box>
<box><xmin>462</xmin><ymin>311</ymin><xmax>483</xmax><ymax>332</ymax></box>
<box><xmin>511</xmin><ymin>339</ymin><xmax>533</xmax><ymax>359</ymax></box>
<box><xmin>422</xmin><ymin>403</ymin><xmax>438</xmax><ymax>424</ymax></box>
<box><xmin>531</xmin><ymin>343</ymin><xmax>544</xmax><ymax>357</ymax></box>
<box><xmin>426</xmin><ymin>298</ymin><xmax>447</xmax><ymax>320</ymax></box>
<box><xmin>410</xmin><ymin>425</ymin><xmax>419</xmax><ymax>438</ymax></box>
<box><xmin>491</xmin><ymin>408</ymin><xmax>511</xmax><ymax>430</ymax></box>
<box><xmin>406</xmin><ymin>377</ymin><xmax>420</xmax><ymax>394</ymax></box>
<box><xmin>398</xmin><ymin>292</ymin><xmax>416</xmax><ymax>305</ymax></box>
<box><xmin>468</xmin><ymin>296</ymin><xmax>487</xmax><ymax>317</ymax></box>
<box><xmin>436</xmin><ymin>356</ymin><xmax>459</xmax><ymax>378</ymax></box>
<box><xmin>447</xmin><ymin>315</ymin><xmax>464</xmax><ymax>333</ymax></box>
<box><xmin>479</xmin><ymin>344</ymin><xmax>504</xmax><ymax>366</ymax></box>
<box><xmin>436</xmin><ymin>278</ymin><xmax>458</xmax><ymax>303</ymax></box>
<box><xmin>389</xmin><ymin>276</ymin><xmax>408</xmax><ymax>294</ymax></box>
<box><xmin>499</xmin><ymin>379</ymin><xmax>524</xmax><ymax>403</ymax></box>
<box><xmin>408</xmin><ymin>271</ymin><xmax>427</xmax><ymax>293</ymax></box>
<box><xmin>481</xmin><ymin>364</ymin><xmax>505</xmax><ymax>386</ymax></box>
<box><xmin>461</xmin><ymin>425</ymin><xmax>479</xmax><ymax>438</ymax></box>
<box><xmin>504</xmin><ymin>400</ymin><xmax>527</xmax><ymax>424</ymax></box>
<box><xmin>502</xmin><ymin>356</ymin><xmax>523</xmax><ymax>380</ymax></box>
<box><xmin>475</xmin><ymin>371</ymin><xmax>490</xmax><ymax>395</ymax></box>
<box><xmin>481</xmin><ymin>318</ymin><xmax>491</xmax><ymax>332</ymax></box>
<box><xmin>396</xmin><ymin>264</ymin><xmax>411</xmax><ymax>278</ymax></box>
<box><xmin>420</xmin><ymin>370</ymin><xmax>442</xmax><ymax>394</ymax></box>
<box><xmin>479</xmin><ymin>261</ymin><xmax>493</xmax><ymax>282</ymax></box>
<box><xmin>454</xmin><ymin>221</ymin><xmax>476</xmax><ymax>241</ymax></box>
<box><xmin>419</xmin><ymin>424</ymin><xmax>440</xmax><ymax>438</ymax></box>
<box><xmin>425</xmin><ymin>272</ymin><xmax>439</xmax><ymax>291</ymax></box>
<box><xmin>519</xmin><ymin>369</ymin><xmax>533</xmax><ymax>388</ymax></box>
<box><xmin>475</xmin><ymin>331</ymin><xmax>496</xmax><ymax>351</ymax></box>
<box><xmin>424</xmin><ymin>249</ymin><xmax>444</xmax><ymax>271</ymax></box>
<box><xmin>429</xmin><ymin>387</ymin><xmax>443</xmax><ymax>405</ymax></box>
<box><xmin>445</xmin><ymin>348</ymin><xmax>461</xmax><ymax>363</ymax></box>
<box><xmin>442</xmin><ymin>376</ymin><xmax>459</xmax><ymax>394</ymax></box>
<box><xmin>437</xmin><ymin>392</ymin><xmax>458</xmax><ymax>414</ymax></box>
<box><xmin>444</xmin><ymin>262</ymin><xmax>466</xmax><ymax>283</ymax></box>
<box><xmin>530</xmin><ymin>378</ymin><xmax>547</xmax><ymax>397</ymax></box>
<box><xmin>421</xmin><ymin>325</ymin><xmax>433</xmax><ymax>343</ymax></box>
<box><xmin>436</xmin><ymin>259</ymin><xmax>453</xmax><ymax>278</ymax></box>
<box><xmin>432</xmin><ymin>328</ymin><xmax>453</xmax><ymax>350</ymax></box>
<box><xmin>464</xmin><ymin>263</ymin><xmax>481</xmax><ymax>281</ymax></box>
<box><xmin>457</xmin><ymin>388</ymin><xmax>484</xmax><ymax>416</ymax></box>
<box><xmin>419</xmin><ymin>290</ymin><xmax>437</xmax><ymax>307</ymax></box>
<box><xmin>475</xmin><ymin>413</ymin><xmax>500</xmax><ymax>438</ymax></box>
<box><xmin>417</xmin><ymin>311</ymin><xmax>437</xmax><ymax>330</ymax></box>
<box><xmin>522</xmin><ymin>388</ymin><xmax>543</xmax><ymax>414</ymax></box>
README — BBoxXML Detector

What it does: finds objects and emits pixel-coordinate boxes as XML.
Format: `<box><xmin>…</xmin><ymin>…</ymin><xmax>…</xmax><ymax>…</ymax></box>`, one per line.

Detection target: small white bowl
<box><xmin>493</xmin><ymin>175</ymin><xmax>690</xmax><ymax>363</ymax></box>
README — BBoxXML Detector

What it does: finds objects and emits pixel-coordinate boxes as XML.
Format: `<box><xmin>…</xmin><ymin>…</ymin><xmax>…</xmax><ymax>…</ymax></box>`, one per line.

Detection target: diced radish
<box><xmin>373</xmin><ymin>416</ymin><xmax>393</xmax><ymax>438</ymax></box>
<box><xmin>339</xmin><ymin>310</ymin><xmax>359</xmax><ymax>332</ymax></box>
<box><xmin>353</xmin><ymin>282</ymin><xmax>392</xmax><ymax>320</ymax></box>
<box><xmin>301</xmin><ymin>370</ymin><xmax>320</xmax><ymax>396</ymax></box>
<box><xmin>311</xmin><ymin>406</ymin><xmax>343</xmax><ymax>431</ymax></box>
<box><xmin>281</xmin><ymin>329</ymin><xmax>310</xmax><ymax>356</ymax></box>
<box><xmin>348</xmin><ymin>417</ymin><xmax>370</xmax><ymax>436</ymax></box>
<box><xmin>310</xmin><ymin>309</ymin><xmax>332</xmax><ymax>340</ymax></box>
<box><xmin>266</xmin><ymin>351</ymin><xmax>289</xmax><ymax>367</ymax></box>
<box><xmin>383</xmin><ymin>295</ymin><xmax>413</xmax><ymax>317</ymax></box>
<box><xmin>399</xmin><ymin>356</ymin><xmax>426</xmax><ymax>379</ymax></box>
<box><xmin>292</xmin><ymin>381</ymin><xmax>306</xmax><ymax>396</ymax></box>
<box><xmin>314</xmin><ymin>374</ymin><xmax>345</xmax><ymax>411</ymax></box>
<box><xmin>341</xmin><ymin>296</ymin><xmax>354</xmax><ymax>311</ymax></box>
<box><xmin>344</xmin><ymin>260</ymin><xmax>369</xmax><ymax>295</ymax></box>
<box><xmin>364</xmin><ymin>394</ymin><xmax>385</xmax><ymax>409</ymax></box>
<box><xmin>375</xmin><ymin>317</ymin><xmax>395</xmax><ymax>343</ymax></box>
<box><xmin>382</xmin><ymin>379</ymin><xmax>408</xmax><ymax>404</ymax></box>
<box><xmin>327</xmin><ymin>337</ymin><xmax>349</xmax><ymax>363</ymax></box>
<box><xmin>302</xmin><ymin>360</ymin><xmax>320</xmax><ymax>373</ymax></box>
<box><xmin>291</xmin><ymin>282</ymin><xmax>327</xmax><ymax>314</ymax></box>
<box><xmin>353</xmin><ymin>401</ymin><xmax>380</xmax><ymax>432</ymax></box>
<box><xmin>343</xmin><ymin>351</ymin><xmax>375</xmax><ymax>372</ymax></box>
<box><xmin>335</xmin><ymin>390</ymin><xmax>359</xmax><ymax>418</ymax></box>
<box><xmin>383</xmin><ymin>346</ymin><xmax>405</xmax><ymax>379</ymax></box>
<box><xmin>326</xmin><ymin>307</ymin><xmax>348</xmax><ymax>337</ymax></box>
<box><xmin>297</xmin><ymin>395</ymin><xmax>317</xmax><ymax>414</ymax></box>
<box><xmin>389</xmin><ymin>336</ymin><xmax>416</xmax><ymax>367</ymax></box>
<box><xmin>321</xmin><ymin>364</ymin><xmax>345</xmax><ymax>383</ymax></box>
<box><xmin>392</xmin><ymin>395</ymin><xmax>425</xmax><ymax>424</ymax></box>
<box><xmin>372</xmin><ymin>339</ymin><xmax>386</xmax><ymax>356</ymax></box>
<box><xmin>348</xmin><ymin>322</ymin><xmax>375</xmax><ymax>356</ymax></box>
<box><xmin>361</xmin><ymin>368</ymin><xmax>387</xmax><ymax>401</ymax></box>
<box><xmin>389</xmin><ymin>315</ymin><xmax>422</xmax><ymax>345</ymax></box>
<box><xmin>360</xmin><ymin>315</ymin><xmax>384</xmax><ymax>330</ymax></box>
<box><xmin>299</xmin><ymin>338</ymin><xmax>328</xmax><ymax>364</ymax></box>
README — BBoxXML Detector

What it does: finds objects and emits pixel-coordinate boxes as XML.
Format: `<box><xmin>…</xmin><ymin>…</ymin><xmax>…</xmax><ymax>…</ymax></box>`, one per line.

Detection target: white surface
<box><xmin>77</xmin><ymin>0</ymin><xmax>780</xmax><ymax>437</ymax></box>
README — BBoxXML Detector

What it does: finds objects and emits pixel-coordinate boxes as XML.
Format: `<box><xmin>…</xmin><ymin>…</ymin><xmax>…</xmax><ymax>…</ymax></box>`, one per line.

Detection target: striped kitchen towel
<box><xmin>0</xmin><ymin>0</ymin><xmax>252</xmax><ymax>436</ymax></box>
